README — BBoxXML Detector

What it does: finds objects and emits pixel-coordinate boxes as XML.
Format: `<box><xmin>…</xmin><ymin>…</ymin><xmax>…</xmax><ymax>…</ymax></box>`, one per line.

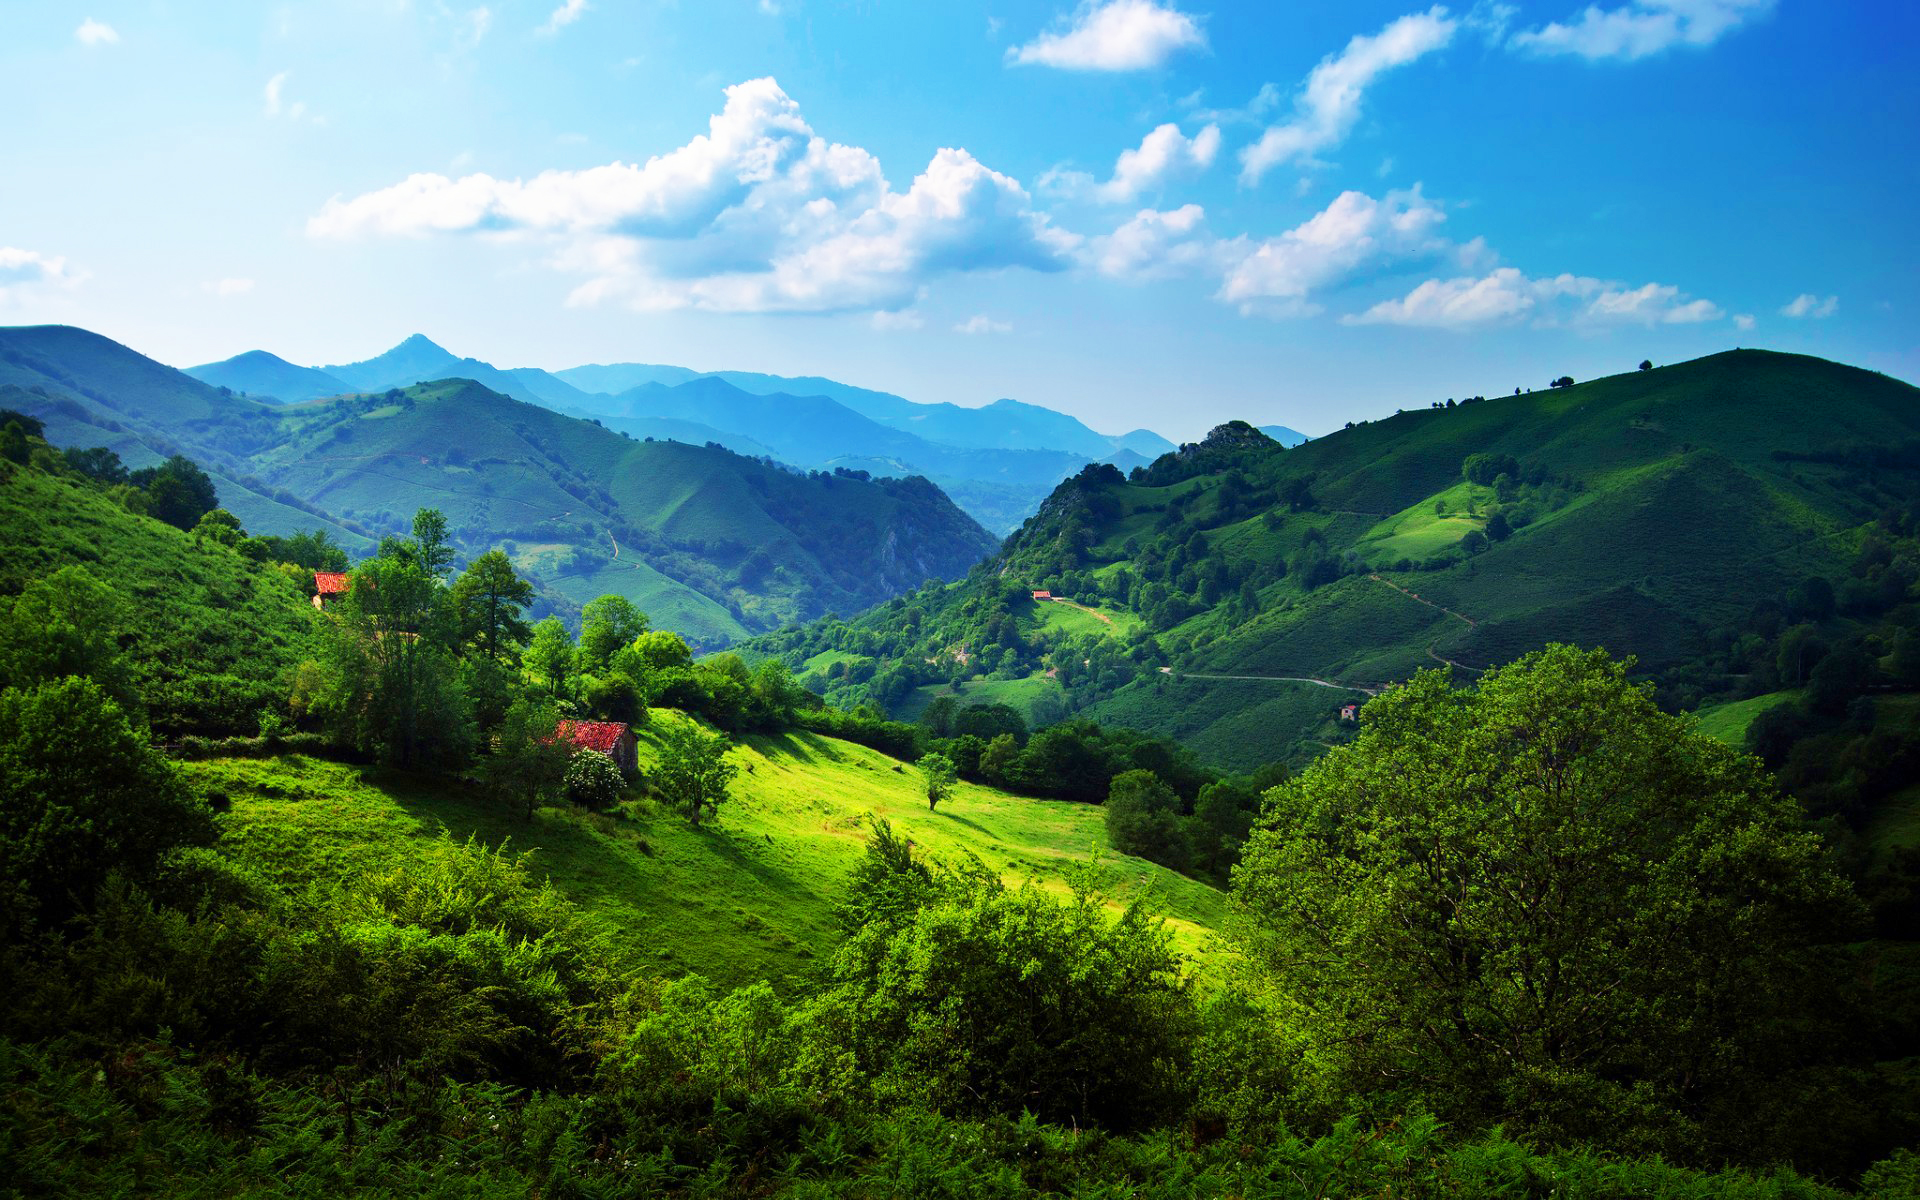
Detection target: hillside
<box><xmin>194</xmin><ymin>714</ymin><xmax>1227</xmax><ymax>989</ymax></box>
<box><xmin>246</xmin><ymin>378</ymin><xmax>999</xmax><ymax>643</ymax></box>
<box><xmin>2</xmin><ymin>327</ymin><xmax>999</xmax><ymax>646</ymax></box>
<box><xmin>0</xmin><ymin>447</ymin><xmax>315</xmax><ymax>733</ymax></box>
<box><xmin>746</xmin><ymin>351</ymin><xmax>1920</xmax><ymax>768</ymax></box>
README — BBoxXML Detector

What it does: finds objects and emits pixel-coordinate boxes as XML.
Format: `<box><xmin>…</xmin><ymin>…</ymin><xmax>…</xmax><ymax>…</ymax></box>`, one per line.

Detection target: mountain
<box><xmin>740</xmin><ymin>350</ymin><xmax>1920</xmax><ymax>769</ymax></box>
<box><xmin>320</xmin><ymin>334</ymin><xmax>594</xmax><ymax>411</ymax></box>
<box><xmin>1259</xmin><ymin>424</ymin><xmax>1309</xmax><ymax>447</ymax></box>
<box><xmin>1</xmin><ymin>326</ymin><xmax>999</xmax><ymax>648</ymax></box>
<box><xmin>185</xmin><ymin>350</ymin><xmax>354</xmax><ymax>404</ymax></box>
<box><xmin>553</xmin><ymin>361</ymin><xmax>704</xmax><ymax>393</ymax></box>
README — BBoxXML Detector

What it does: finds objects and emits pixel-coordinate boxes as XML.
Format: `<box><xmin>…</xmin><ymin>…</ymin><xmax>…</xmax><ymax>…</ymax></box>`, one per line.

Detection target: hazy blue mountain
<box><xmin>321</xmin><ymin>334</ymin><xmax>593</xmax><ymax>411</ymax></box>
<box><xmin>1114</xmin><ymin>428</ymin><xmax>1178</xmax><ymax>457</ymax></box>
<box><xmin>185</xmin><ymin>350</ymin><xmax>354</xmax><ymax>404</ymax></box>
<box><xmin>553</xmin><ymin>362</ymin><xmax>704</xmax><ymax>393</ymax></box>
<box><xmin>1260</xmin><ymin>425</ymin><xmax>1310</xmax><ymax>447</ymax></box>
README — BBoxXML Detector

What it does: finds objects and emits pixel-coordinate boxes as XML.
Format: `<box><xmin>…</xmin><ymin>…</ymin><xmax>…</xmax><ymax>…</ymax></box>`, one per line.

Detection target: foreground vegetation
<box><xmin>3</xmin><ymin>389</ymin><xmax>1918</xmax><ymax>1194</ymax></box>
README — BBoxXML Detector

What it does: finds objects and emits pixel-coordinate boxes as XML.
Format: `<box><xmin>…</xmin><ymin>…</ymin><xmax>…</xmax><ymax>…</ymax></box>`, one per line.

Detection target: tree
<box><xmin>193</xmin><ymin>508</ymin><xmax>245</xmax><ymax>546</ymax></box>
<box><xmin>524</xmin><ymin>617</ymin><xmax>575</xmax><ymax>696</ymax></box>
<box><xmin>654</xmin><ymin>721</ymin><xmax>738</xmax><ymax>826</ymax></box>
<box><xmin>451</xmin><ymin>550</ymin><xmax>535</xmax><ymax>662</ymax></box>
<box><xmin>1550</xmin><ymin>375</ymin><xmax>1575</xmax><ymax>389</ymax></box>
<box><xmin>0</xmin><ymin>566</ymin><xmax>137</xmax><ymax>714</ymax></box>
<box><xmin>296</xmin><ymin>555</ymin><xmax>474</xmax><ymax>769</ymax></box>
<box><xmin>1640</xmin><ymin>359</ymin><xmax>1653</xmax><ymax>371</ymax></box>
<box><xmin>748</xmin><ymin>660</ymin><xmax>804</xmax><ymax>729</ymax></box>
<box><xmin>480</xmin><ymin>695</ymin><xmax>570</xmax><ymax>822</ymax></box>
<box><xmin>1484</xmin><ymin>510</ymin><xmax>1513</xmax><ymax>542</ymax></box>
<box><xmin>62</xmin><ymin>445</ymin><xmax>128</xmax><ymax>483</ymax></box>
<box><xmin>0</xmin><ymin>677</ymin><xmax>213</xmax><ymax>928</ymax></box>
<box><xmin>1233</xmin><ymin>645</ymin><xmax>1859</xmax><ymax>1156</ymax></box>
<box><xmin>1104</xmin><ymin>769</ymin><xmax>1188</xmax><ymax>869</ymax></box>
<box><xmin>576</xmin><ymin>594</ymin><xmax>648</xmax><ymax>674</ymax></box>
<box><xmin>979</xmin><ymin>732</ymin><xmax>1022</xmax><ymax>786</ymax></box>
<box><xmin>132</xmin><ymin>455</ymin><xmax>218</xmax><ymax>530</ymax></box>
<box><xmin>0</xmin><ymin>420</ymin><xmax>29</xmax><ymax>465</ymax></box>
<box><xmin>410</xmin><ymin>508</ymin><xmax>455</xmax><ymax>580</ymax></box>
<box><xmin>918</xmin><ymin>751</ymin><xmax>958</xmax><ymax>811</ymax></box>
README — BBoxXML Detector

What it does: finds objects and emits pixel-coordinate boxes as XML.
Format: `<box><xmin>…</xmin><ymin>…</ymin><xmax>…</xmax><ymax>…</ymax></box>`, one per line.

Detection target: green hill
<box><xmin>1</xmin><ymin>327</ymin><xmax>1000</xmax><ymax>646</ymax></box>
<box><xmin>184</xmin><ymin>349</ymin><xmax>353</xmax><ymax>404</ymax></box>
<box><xmin>746</xmin><ymin>350</ymin><xmax>1920</xmax><ymax>768</ymax></box>
<box><xmin>0</xmin><ymin>447</ymin><xmax>315</xmax><ymax>734</ymax></box>
<box><xmin>191</xmin><ymin>712</ymin><xmax>1227</xmax><ymax>989</ymax></box>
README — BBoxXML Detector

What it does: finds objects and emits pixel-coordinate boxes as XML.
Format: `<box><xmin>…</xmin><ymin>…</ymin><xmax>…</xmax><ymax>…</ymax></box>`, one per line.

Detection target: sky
<box><xmin>2</xmin><ymin>0</ymin><xmax>1915</xmax><ymax>442</ymax></box>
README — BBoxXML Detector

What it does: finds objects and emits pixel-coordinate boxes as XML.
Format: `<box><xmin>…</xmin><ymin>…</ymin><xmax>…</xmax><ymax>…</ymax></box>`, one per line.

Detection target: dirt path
<box><xmin>1045</xmin><ymin>596</ymin><xmax>1113</xmax><ymax>625</ymax></box>
<box><xmin>1368</xmin><ymin>573</ymin><xmax>1486</xmax><ymax>675</ymax></box>
<box><xmin>1158</xmin><ymin>666</ymin><xmax>1381</xmax><ymax>695</ymax></box>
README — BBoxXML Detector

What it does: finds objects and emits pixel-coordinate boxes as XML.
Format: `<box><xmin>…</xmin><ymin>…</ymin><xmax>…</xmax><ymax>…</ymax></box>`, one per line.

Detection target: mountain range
<box><xmin>184</xmin><ymin>334</ymin><xmax>1194</xmax><ymax>532</ymax></box>
<box><xmin>1</xmin><ymin>325</ymin><xmax>997</xmax><ymax>646</ymax></box>
<box><xmin>738</xmin><ymin>350</ymin><xmax>1920</xmax><ymax>769</ymax></box>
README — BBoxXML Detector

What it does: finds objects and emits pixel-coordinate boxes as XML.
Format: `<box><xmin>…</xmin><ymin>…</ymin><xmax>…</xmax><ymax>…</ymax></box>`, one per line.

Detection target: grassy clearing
<box><xmin>894</xmin><ymin>674</ymin><xmax>1067</xmax><ymax>724</ymax></box>
<box><xmin>192</xmin><ymin>715</ymin><xmax>1228</xmax><ymax>991</ymax></box>
<box><xmin>1693</xmin><ymin>690</ymin><xmax>1799</xmax><ymax>747</ymax></box>
<box><xmin>1354</xmin><ymin>481</ymin><xmax>1490</xmax><ymax>563</ymax></box>
<box><xmin>1028</xmin><ymin>595</ymin><xmax>1138</xmax><ymax>639</ymax></box>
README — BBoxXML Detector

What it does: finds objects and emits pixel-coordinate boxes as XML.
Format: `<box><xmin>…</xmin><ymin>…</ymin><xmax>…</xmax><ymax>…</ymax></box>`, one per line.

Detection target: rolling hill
<box><xmin>184</xmin><ymin>350</ymin><xmax>354</xmax><ymax>404</ymax></box>
<box><xmin>743</xmin><ymin>350</ymin><xmax>1920</xmax><ymax>769</ymax></box>
<box><xmin>2</xmin><ymin>326</ymin><xmax>999</xmax><ymax>646</ymax></box>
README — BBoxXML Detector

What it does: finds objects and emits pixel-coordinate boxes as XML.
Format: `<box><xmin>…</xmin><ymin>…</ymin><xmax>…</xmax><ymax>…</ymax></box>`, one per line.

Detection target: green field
<box><xmin>1354</xmin><ymin>481</ymin><xmax>1490</xmax><ymax>562</ymax></box>
<box><xmin>1029</xmin><ymin>595</ymin><xmax>1139</xmax><ymax>638</ymax></box>
<box><xmin>539</xmin><ymin>555</ymin><xmax>750</xmax><ymax>645</ymax></box>
<box><xmin>1693</xmin><ymin>689</ymin><xmax>1799</xmax><ymax>747</ymax></box>
<box><xmin>895</xmin><ymin>673</ymin><xmax>1068</xmax><ymax>724</ymax></box>
<box><xmin>194</xmin><ymin>715</ymin><xmax>1228</xmax><ymax>989</ymax></box>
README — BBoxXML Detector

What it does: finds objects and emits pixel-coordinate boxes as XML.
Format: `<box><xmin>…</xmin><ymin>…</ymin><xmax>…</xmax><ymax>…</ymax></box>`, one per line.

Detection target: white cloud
<box><xmin>309</xmin><ymin>78</ymin><xmax>1075</xmax><ymax>315</ymax></box>
<box><xmin>1089</xmin><ymin>204</ymin><xmax>1225</xmax><ymax>280</ymax></box>
<box><xmin>870</xmin><ymin>309</ymin><xmax>924</xmax><ymax>331</ymax></box>
<box><xmin>1007</xmin><ymin>0</ymin><xmax>1205</xmax><ymax>71</ymax></box>
<box><xmin>0</xmin><ymin>247</ymin><xmax>87</xmax><ymax>304</ymax></box>
<box><xmin>1184</xmin><ymin>82</ymin><xmax>1282</xmax><ymax>125</ymax></box>
<box><xmin>1218</xmin><ymin>187</ymin><xmax>1453</xmax><ymax>316</ymax></box>
<box><xmin>75</xmin><ymin>18</ymin><xmax>119</xmax><ymax>46</ymax></box>
<box><xmin>1241</xmin><ymin>7</ymin><xmax>1457</xmax><ymax>185</ymax></box>
<box><xmin>1348</xmin><ymin>267</ymin><xmax>1722</xmax><ymax>329</ymax></box>
<box><xmin>1096</xmin><ymin>123</ymin><xmax>1219</xmax><ymax>203</ymax></box>
<box><xmin>264</xmin><ymin>71</ymin><xmax>289</xmax><ymax>116</ymax></box>
<box><xmin>955</xmin><ymin>314</ymin><xmax>1012</xmax><ymax>334</ymax></box>
<box><xmin>1511</xmin><ymin>0</ymin><xmax>1774</xmax><ymax>61</ymax></box>
<box><xmin>539</xmin><ymin>0</ymin><xmax>588</xmax><ymax>35</ymax></box>
<box><xmin>1733</xmin><ymin>313</ymin><xmax>1755</xmax><ymax>331</ymax></box>
<box><xmin>1780</xmin><ymin>292</ymin><xmax>1838</xmax><ymax>319</ymax></box>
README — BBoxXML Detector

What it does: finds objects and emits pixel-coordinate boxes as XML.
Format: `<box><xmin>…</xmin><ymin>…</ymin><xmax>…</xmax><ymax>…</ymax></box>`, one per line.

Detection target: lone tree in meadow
<box><xmin>1232</xmin><ymin>644</ymin><xmax>1859</xmax><ymax>1158</ymax></box>
<box><xmin>918</xmin><ymin>751</ymin><xmax>958</xmax><ymax>811</ymax></box>
<box><xmin>655</xmin><ymin>720</ymin><xmax>738</xmax><ymax>826</ymax></box>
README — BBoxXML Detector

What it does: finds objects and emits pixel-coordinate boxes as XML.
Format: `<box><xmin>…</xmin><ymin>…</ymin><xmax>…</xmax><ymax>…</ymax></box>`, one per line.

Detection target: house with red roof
<box><xmin>1339</xmin><ymin>704</ymin><xmax>1358</xmax><ymax>722</ymax></box>
<box><xmin>1031</xmin><ymin>590</ymin><xmax>1052</xmax><ymax>601</ymax></box>
<box><xmin>554</xmin><ymin>720</ymin><xmax>639</xmax><ymax>774</ymax></box>
<box><xmin>312</xmin><ymin>571</ymin><xmax>352</xmax><ymax>609</ymax></box>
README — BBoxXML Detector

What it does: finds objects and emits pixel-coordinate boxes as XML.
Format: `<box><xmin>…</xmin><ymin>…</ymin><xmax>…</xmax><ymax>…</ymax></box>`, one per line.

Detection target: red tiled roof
<box><xmin>314</xmin><ymin>572</ymin><xmax>352</xmax><ymax>595</ymax></box>
<box><xmin>555</xmin><ymin>720</ymin><xmax>630</xmax><ymax>755</ymax></box>
<box><xmin>1031</xmin><ymin>590</ymin><xmax>1052</xmax><ymax>599</ymax></box>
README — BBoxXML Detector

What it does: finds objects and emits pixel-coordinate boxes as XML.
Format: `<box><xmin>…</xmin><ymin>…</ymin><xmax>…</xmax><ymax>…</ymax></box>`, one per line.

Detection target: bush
<box><xmin>564</xmin><ymin>749</ymin><xmax>625</xmax><ymax>811</ymax></box>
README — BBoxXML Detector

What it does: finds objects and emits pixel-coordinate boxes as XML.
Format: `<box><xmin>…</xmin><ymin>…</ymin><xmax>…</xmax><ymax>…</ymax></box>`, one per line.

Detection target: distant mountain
<box><xmin>320</xmin><ymin>334</ymin><xmax>593</xmax><ymax>411</ymax></box>
<box><xmin>742</xmin><ymin>350</ymin><xmax>1920</xmax><ymax>769</ymax></box>
<box><xmin>553</xmin><ymin>362</ymin><xmax>703</xmax><ymax>394</ymax></box>
<box><xmin>186</xmin><ymin>350</ymin><xmax>354</xmax><ymax>404</ymax></box>
<box><xmin>1260</xmin><ymin>425</ymin><xmax>1309</xmax><ymax>447</ymax></box>
<box><xmin>1</xmin><ymin>325</ymin><xmax>998</xmax><ymax>648</ymax></box>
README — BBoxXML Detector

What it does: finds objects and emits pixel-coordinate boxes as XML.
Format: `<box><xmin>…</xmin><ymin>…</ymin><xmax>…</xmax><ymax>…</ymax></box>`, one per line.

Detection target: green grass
<box><xmin>895</xmin><ymin>674</ymin><xmax>1067</xmax><ymax>724</ymax></box>
<box><xmin>192</xmin><ymin>716</ymin><xmax>1229</xmax><ymax>990</ymax></box>
<box><xmin>1693</xmin><ymin>690</ymin><xmax>1800</xmax><ymax>747</ymax></box>
<box><xmin>1354</xmin><ymin>481</ymin><xmax>1489</xmax><ymax>562</ymax></box>
<box><xmin>1028</xmin><ymin>595</ymin><xmax>1138</xmax><ymax>638</ymax></box>
<box><xmin>541</xmin><ymin>556</ymin><xmax>750</xmax><ymax>645</ymax></box>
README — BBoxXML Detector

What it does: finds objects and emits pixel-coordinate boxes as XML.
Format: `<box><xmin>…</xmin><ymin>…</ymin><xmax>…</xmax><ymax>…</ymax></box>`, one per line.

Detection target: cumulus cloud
<box><xmin>1780</xmin><ymin>292</ymin><xmax>1838</xmax><ymax>319</ymax></box>
<box><xmin>1348</xmin><ymin>267</ymin><xmax>1723</xmax><ymax>329</ymax></box>
<box><xmin>1098</xmin><ymin>123</ymin><xmax>1220</xmax><ymax>202</ymax></box>
<box><xmin>75</xmin><ymin>18</ymin><xmax>119</xmax><ymax>46</ymax></box>
<box><xmin>1240</xmin><ymin>7</ymin><xmax>1456</xmax><ymax>185</ymax></box>
<box><xmin>1733</xmin><ymin>313</ymin><xmax>1755</xmax><ymax>331</ymax></box>
<box><xmin>955</xmin><ymin>314</ymin><xmax>1013</xmax><ymax>334</ymax></box>
<box><xmin>0</xmin><ymin>247</ymin><xmax>87</xmax><ymax>304</ymax></box>
<box><xmin>1511</xmin><ymin>0</ymin><xmax>1774</xmax><ymax>61</ymax></box>
<box><xmin>870</xmin><ymin>309</ymin><xmax>924</xmax><ymax>331</ymax></box>
<box><xmin>202</xmin><ymin>278</ymin><xmax>256</xmax><ymax>297</ymax></box>
<box><xmin>1088</xmin><ymin>204</ymin><xmax>1225</xmax><ymax>280</ymax></box>
<box><xmin>1217</xmin><ymin>187</ymin><xmax>1454</xmax><ymax>316</ymax></box>
<box><xmin>539</xmin><ymin>0</ymin><xmax>587</xmax><ymax>35</ymax></box>
<box><xmin>1007</xmin><ymin>0</ymin><xmax>1205</xmax><ymax>71</ymax></box>
<box><xmin>309</xmin><ymin>78</ymin><xmax>1075</xmax><ymax>315</ymax></box>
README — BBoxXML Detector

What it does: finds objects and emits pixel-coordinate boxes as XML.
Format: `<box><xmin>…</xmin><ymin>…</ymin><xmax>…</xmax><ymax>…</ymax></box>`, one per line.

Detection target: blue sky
<box><xmin>2</xmin><ymin>0</ymin><xmax>1913</xmax><ymax>441</ymax></box>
